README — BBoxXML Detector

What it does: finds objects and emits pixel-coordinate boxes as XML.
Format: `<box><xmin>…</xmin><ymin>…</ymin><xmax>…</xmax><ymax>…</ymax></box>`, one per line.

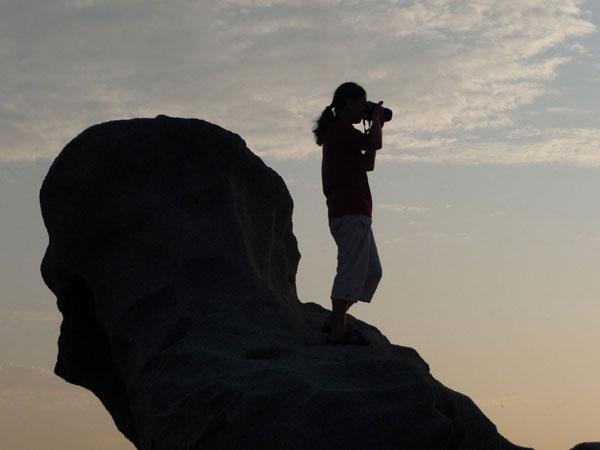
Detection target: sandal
<box><xmin>327</xmin><ymin>328</ymin><xmax>370</xmax><ymax>346</ymax></box>
<box><xmin>321</xmin><ymin>321</ymin><xmax>357</xmax><ymax>334</ymax></box>
<box><xmin>321</xmin><ymin>320</ymin><xmax>360</xmax><ymax>333</ymax></box>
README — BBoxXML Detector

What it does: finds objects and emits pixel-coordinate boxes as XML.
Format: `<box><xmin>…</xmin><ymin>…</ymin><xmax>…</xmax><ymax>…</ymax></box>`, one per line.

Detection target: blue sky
<box><xmin>1</xmin><ymin>1</ymin><xmax>599</xmax><ymax>449</ymax></box>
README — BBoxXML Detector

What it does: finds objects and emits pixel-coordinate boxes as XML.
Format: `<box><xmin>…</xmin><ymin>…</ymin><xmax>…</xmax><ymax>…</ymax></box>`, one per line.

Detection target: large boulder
<box><xmin>40</xmin><ymin>115</ymin><xmax>534</xmax><ymax>450</ymax></box>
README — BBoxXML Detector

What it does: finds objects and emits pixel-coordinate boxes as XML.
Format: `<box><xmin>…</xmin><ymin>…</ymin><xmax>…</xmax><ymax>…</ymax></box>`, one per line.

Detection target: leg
<box><xmin>329</xmin><ymin>216</ymin><xmax>371</xmax><ymax>304</ymax></box>
<box><xmin>357</xmin><ymin>225</ymin><xmax>382</xmax><ymax>303</ymax></box>
<box><xmin>326</xmin><ymin>215</ymin><xmax>371</xmax><ymax>334</ymax></box>
<box><xmin>330</xmin><ymin>297</ymin><xmax>349</xmax><ymax>338</ymax></box>
<box><xmin>328</xmin><ymin>222</ymin><xmax>380</xmax><ymax>315</ymax></box>
<box><xmin>324</xmin><ymin>300</ymin><xmax>353</xmax><ymax>327</ymax></box>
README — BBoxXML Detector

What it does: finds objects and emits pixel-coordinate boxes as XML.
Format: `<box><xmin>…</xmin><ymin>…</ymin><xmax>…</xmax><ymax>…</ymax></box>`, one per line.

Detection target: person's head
<box><xmin>312</xmin><ymin>81</ymin><xmax>367</xmax><ymax>146</ymax></box>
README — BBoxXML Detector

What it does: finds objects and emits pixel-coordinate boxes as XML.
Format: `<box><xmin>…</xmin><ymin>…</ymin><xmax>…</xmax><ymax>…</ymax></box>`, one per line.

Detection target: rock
<box><xmin>40</xmin><ymin>115</ymin><xmax>534</xmax><ymax>450</ymax></box>
<box><xmin>571</xmin><ymin>443</ymin><xmax>600</xmax><ymax>450</ymax></box>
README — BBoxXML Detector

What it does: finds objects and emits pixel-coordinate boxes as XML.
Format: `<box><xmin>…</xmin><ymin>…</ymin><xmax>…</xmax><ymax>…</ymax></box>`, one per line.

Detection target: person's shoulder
<box><xmin>325</xmin><ymin>118</ymin><xmax>344</xmax><ymax>138</ymax></box>
<box><xmin>332</xmin><ymin>117</ymin><xmax>357</xmax><ymax>134</ymax></box>
<box><xmin>331</xmin><ymin>117</ymin><xmax>344</xmax><ymax>128</ymax></box>
<box><xmin>335</xmin><ymin>117</ymin><xmax>352</xmax><ymax>128</ymax></box>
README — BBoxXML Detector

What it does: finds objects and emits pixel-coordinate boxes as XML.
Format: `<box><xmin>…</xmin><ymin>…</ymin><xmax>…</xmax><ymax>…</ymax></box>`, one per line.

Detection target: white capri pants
<box><xmin>328</xmin><ymin>214</ymin><xmax>383</xmax><ymax>303</ymax></box>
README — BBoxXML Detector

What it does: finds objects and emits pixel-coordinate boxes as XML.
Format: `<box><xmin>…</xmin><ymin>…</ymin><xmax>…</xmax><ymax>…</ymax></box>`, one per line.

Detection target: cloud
<box><xmin>544</xmin><ymin>106</ymin><xmax>579</xmax><ymax>113</ymax></box>
<box><xmin>0</xmin><ymin>310</ymin><xmax>61</xmax><ymax>324</ymax></box>
<box><xmin>0</xmin><ymin>0</ymin><xmax>597</xmax><ymax>165</ymax></box>
<box><xmin>0</xmin><ymin>361</ymin><xmax>132</xmax><ymax>449</ymax></box>
<box><xmin>379</xmin><ymin>127</ymin><xmax>600</xmax><ymax>166</ymax></box>
<box><xmin>0</xmin><ymin>166</ymin><xmax>19</xmax><ymax>183</ymax></box>
<box><xmin>0</xmin><ymin>362</ymin><xmax>94</xmax><ymax>410</ymax></box>
<box><xmin>474</xmin><ymin>394</ymin><xmax>531</xmax><ymax>408</ymax></box>
<box><xmin>382</xmin><ymin>236</ymin><xmax>407</xmax><ymax>244</ymax></box>
<box><xmin>376</xmin><ymin>203</ymin><xmax>431</xmax><ymax>213</ymax></box>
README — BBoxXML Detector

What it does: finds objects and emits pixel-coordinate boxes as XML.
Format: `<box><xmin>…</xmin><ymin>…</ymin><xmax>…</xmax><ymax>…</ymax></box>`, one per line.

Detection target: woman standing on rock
<box><xmin>313</xmin><ymin>81</ymin><xmax>385</xmax><ymax>345</ymax></box>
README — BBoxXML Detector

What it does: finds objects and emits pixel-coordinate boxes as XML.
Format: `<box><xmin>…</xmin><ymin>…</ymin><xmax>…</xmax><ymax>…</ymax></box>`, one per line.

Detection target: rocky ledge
<box><xmin>40</xmin><ymin>115</ymin><xmax>534</xmax><ymax>450</ymax></box>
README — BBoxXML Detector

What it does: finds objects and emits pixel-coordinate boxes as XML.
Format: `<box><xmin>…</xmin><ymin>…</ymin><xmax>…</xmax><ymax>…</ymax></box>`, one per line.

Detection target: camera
<box><xmin>362</xmin><ymin>101</ymin><xmax>393</xmax><ymax>123</ymax></box>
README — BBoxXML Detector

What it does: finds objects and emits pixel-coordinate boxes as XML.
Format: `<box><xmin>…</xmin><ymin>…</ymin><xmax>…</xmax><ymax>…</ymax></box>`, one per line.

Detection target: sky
<box><xmin>1</xmin><ymin>1</ymin><xmax>599</xmax><ymax>449</ymax></box>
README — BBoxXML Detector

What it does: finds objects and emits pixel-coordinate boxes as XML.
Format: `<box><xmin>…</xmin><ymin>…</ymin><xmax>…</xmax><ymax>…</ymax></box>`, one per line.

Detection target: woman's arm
<box><xmin>363</xmin><ymin>119</ymin><xmax>382</xmax><ymax>171</ymax></box>
<box><xmin>364</xmin><ymin>148</ymin><xmax>376</xmax><ymax>172</ymax></box>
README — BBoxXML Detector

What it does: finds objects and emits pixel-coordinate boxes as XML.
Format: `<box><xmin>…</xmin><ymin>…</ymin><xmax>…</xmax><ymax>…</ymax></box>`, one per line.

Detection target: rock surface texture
<box><xmin>40</xmin><ymin>115</ymin><xmax>534</xmax><ymax>450</ymax></box>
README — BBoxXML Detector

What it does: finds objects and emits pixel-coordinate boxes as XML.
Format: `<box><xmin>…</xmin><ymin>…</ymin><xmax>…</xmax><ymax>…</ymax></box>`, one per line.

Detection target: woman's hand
<box><xmin>373</xmin><ymin>101</ymin><xmax>385</xmax><ymax>126</ymax></box>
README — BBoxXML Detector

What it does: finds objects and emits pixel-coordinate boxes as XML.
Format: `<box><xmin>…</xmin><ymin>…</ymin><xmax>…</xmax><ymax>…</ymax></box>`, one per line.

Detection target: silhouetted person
<box><xmin>313</xmin><ymin>81</ymin><xmax>384</xmax><ymax>345</ymax></box>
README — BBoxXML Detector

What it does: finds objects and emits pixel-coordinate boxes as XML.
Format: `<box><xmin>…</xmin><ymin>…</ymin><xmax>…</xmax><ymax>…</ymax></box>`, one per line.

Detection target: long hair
<box><xmin>312</xmin><ymin>81</ymin><xmax>366</xmax><ymax>147</ymax></box>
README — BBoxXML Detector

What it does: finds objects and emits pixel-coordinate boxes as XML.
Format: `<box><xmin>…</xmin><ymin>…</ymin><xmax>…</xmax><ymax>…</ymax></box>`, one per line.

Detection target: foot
<box><xmin>327</xmin><ymin>328</ymin><xmax>370</xmax><ymax>345</ymax></box>
<box><xmin>329</xmin><ymin>321</ymin><xmax>347</xmax><ymax>340</ymax></box>
<box><xmin>322</xmin><ymin>315</ymin><xmax>355</xmax><ymax>333</ymax></box>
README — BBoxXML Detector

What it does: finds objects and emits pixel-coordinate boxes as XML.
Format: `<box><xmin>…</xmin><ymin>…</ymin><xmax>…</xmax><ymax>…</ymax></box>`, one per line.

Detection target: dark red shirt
<box><xmin>321</xmin><ymin>117</ymin><xmax>373</xmax><ymax>219</ymax></box>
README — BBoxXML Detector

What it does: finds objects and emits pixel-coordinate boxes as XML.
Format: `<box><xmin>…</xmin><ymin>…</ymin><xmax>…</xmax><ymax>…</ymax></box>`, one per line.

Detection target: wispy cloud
<box><xmin>474</xmin><ymin>394</ymin><xmax>531</xmax><ymax>408</ymax></box>
<box><xmin>0</xmin><ymin>310</ymin><xmax>61</xmax><ymax>324</ymax></box>
<box><xmin>0</xmin><ymin>362</ymin><xmax>94</xmax><ymax>410</ymax></box>
<box><xmin>379</xmin><ymin>127</ymin><xmax>600</xmax><ymax>166</ymax></box>
<box><xmin>0</xmin><ymin>361</ymin><xmax>131</xmax><ymax>449</ymax></box>
<box><xmin>0</xmin><ymin>166</ymin><xmax>19</xmax><ymax>183</ymax></box>
<box><xmin>0</xmin><ymin>0</ymin><xmax>597</xmax><ymax>165</ymax></box>
<box><xmin>376</xmin><ymin>203</ymin><xmax>431</xmax><ymax>214</ymax></box>
<box><xmin>544</xmin><ymin>107</ymin><xmax>579</xmax><ymax>113</ymax></box>
<box><xmin>383</xmin><ymin>230</ymin><xmax>472</xmax><ymax>243</ymax></box>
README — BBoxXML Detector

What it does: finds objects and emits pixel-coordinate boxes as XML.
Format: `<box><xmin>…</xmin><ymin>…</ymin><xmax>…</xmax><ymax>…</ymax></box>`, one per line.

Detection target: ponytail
<box><xmin>313</xmin><ymin>104</ymin><xmax>335</xmax><ymax>146</ymax></box>
<box><xmin>312</xmin><ymin>82</ymin><xmax>366</xmax><ymax>147</ymax></box>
